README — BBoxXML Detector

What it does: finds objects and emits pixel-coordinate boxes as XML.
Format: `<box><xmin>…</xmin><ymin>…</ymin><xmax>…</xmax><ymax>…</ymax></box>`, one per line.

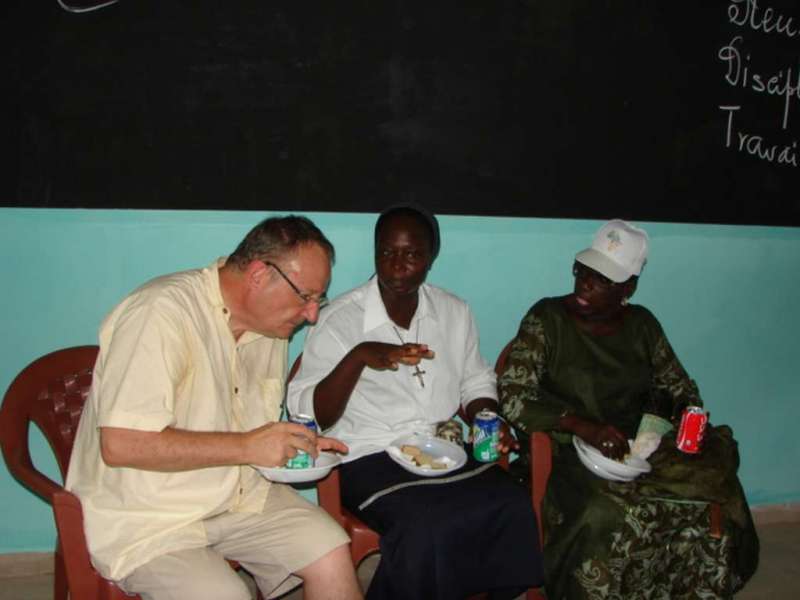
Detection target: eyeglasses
<box><xmin>572</xmin><ymin>262</ymin><xmax>618</xmax><ymax>290</ymax></box>
<box><xmin>263</xmin><ymin>261</ymin><xmax>329</xmax><ymax>308</ymax></box>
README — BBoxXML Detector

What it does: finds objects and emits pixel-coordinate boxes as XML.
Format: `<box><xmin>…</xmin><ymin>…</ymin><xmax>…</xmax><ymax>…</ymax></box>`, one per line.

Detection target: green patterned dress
<box><xmin>499</xmin><ymin>298</ymin><xmax>759</xmax><ymax>600</ymax></box>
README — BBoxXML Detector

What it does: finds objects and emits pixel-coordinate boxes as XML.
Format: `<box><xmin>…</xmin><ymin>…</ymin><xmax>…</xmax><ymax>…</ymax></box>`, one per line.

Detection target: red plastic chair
<box><xmin>0</xmin><ymin>346</ymin><xmax>257</xmax><ymax>600</ymax></box>
<box><xmin>316</xmin><ymin>467</ymin><xmax>382</xmax><ymax>568</ymax></box>
<box><xmin>0</xmin><ymin>345</ymin><xmax>99</xmax><ymax>600</ymax></box>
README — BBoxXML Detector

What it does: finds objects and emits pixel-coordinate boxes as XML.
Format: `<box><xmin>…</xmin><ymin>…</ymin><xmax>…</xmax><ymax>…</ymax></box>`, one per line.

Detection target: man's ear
<box><xmin>247</xmin><ymin>259</ymin><xmax>270</xmax><ymax>289</ymax></box>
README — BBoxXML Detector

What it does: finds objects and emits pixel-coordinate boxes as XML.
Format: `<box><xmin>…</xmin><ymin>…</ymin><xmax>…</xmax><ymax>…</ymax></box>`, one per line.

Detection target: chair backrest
<box><xmin>0</xmin><ymin>345</ymin><xmax>99</xmax><ymax>501</ymax></box>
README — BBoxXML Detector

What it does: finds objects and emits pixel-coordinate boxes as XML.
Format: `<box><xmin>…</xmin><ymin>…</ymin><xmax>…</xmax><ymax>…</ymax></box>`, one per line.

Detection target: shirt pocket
<box><xmin>241</xmin><ymin>378</ymin><xmax>284</xmax><ymax>429</ymax></box>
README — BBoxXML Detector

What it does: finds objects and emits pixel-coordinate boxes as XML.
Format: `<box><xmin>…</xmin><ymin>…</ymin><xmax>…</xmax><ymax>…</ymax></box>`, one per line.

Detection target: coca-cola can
<box><xmin>676</xmin><ymin>406</ymin><xmax>708</xmax><ymax>454</ymax></box>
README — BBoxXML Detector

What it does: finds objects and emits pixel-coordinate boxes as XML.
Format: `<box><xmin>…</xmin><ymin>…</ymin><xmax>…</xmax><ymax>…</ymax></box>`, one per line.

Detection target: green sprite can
<box><xmin>285</xmin><ymin>414</ymin><xmax>317</xmax><ymax>469</ymax></box>
<box><xmin>472</xmin><ymin>409</ymin><xmax>500</xmax><ymax>462</ymax></box>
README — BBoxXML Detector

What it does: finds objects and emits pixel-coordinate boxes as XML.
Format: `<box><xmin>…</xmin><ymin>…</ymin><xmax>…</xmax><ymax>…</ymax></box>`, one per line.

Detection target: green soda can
<box><xmin>472</xmin><ymin>409</ymin><xmax>500</xmax><ymax>462</ymax></box>
<box><xmin>285</xmin><ymin>414</ymin><xmax>317</xmax><ymax>469</ymax></box>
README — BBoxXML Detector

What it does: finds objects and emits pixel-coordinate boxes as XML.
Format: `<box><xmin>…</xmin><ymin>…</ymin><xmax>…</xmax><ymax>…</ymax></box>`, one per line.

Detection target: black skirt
<box><xmin>340</xmin><ymin>450</ymin><xmax>544</xmax><ymax>600</ymax></box>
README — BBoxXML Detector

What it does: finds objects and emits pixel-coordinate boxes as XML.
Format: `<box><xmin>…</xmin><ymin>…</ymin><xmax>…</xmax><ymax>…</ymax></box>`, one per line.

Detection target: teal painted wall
<box><xmin>1</xmin><ymin>208</ymin><xmax>798</xmax><ymax>552</ymax></box>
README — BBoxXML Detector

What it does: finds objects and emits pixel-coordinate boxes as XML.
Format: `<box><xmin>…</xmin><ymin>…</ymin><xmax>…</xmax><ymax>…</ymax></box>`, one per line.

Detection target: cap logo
<box><xmin>606</xmin><ymin>230</ymin><xmax>622</xmax><ymax>252</ymax></box>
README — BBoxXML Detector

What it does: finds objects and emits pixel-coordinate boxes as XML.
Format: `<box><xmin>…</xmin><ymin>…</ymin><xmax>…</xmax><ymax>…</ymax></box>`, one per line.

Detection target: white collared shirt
<box><xmin>287</xmin><ymin>278</ymin><xmax>496</xmax><ymax>461</ymax></box>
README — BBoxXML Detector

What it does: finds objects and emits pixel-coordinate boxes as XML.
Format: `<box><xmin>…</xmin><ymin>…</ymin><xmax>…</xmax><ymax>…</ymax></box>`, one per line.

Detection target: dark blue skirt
<box><xmin>340</xmin><ymin>450</ymin><xmax>544</xmax><ymax>600</ymax></box>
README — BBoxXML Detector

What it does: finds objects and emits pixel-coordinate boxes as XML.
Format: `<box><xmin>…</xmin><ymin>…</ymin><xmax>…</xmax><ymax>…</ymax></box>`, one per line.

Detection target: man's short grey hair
<box><xmin>228</xmin><ymin>215</ymin><xmax>335</xmax><ymax>270</ymax></box>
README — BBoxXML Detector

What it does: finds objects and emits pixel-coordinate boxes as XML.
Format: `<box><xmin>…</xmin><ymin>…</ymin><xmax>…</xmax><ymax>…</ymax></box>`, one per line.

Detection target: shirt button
<box><xmin>234</xmin><ymin>387</ymin><xmax>239</xmax><ymax>394</ymax></box>
<box><xmin>222</xmin><ymin>307</ymin><xmax>229</xmax><ymax>314</ymax></box>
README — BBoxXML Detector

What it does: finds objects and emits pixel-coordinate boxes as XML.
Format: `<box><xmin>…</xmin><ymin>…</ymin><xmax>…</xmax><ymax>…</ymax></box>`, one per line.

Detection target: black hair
<box><xmin>374</xmin><ymin>202</ymin><xmax>440</xmax><ymax>260</ymax></box>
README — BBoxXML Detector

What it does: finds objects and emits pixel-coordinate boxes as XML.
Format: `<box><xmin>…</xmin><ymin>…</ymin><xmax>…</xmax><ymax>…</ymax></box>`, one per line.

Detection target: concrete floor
<box><xmin>1</xmin><ymin>521</ymin><xmax>797</xmax><ymax>599</ymax></box>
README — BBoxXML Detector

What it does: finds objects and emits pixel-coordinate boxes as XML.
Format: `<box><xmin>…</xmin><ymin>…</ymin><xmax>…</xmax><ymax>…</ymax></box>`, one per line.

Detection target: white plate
<box><xmin>573</xmin><ymin>437</ymin><xmax>651</xmax><ymax>482</ymax></box>
<box><xmin>254</xmin><ymin>452</ymin><xmax>341</xmax><ymax>484</ymax></box>
<box><xmin>577</xmin><ymin>438</ymin><xmax>651</xmax><ymax>477</ymax></box>
<box><xmin>386</xmin><ymin>432</ymin><xmax>467</xmax><ymax>477</ymax></box>
<box><xmin>573</xmin><ymin>438</ymin><xmax>632</xmax><ymax>482</ymax></box>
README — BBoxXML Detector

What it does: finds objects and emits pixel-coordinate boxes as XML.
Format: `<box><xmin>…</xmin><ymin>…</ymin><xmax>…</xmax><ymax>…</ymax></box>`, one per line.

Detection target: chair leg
<box><xmin>709</xmin><ymin>502</ymin><xmax>723</xmax><ymax>539</ymax></box>
<box><xmin>54</xmin><ymin>542</ymin><xmax>68</xmax><ymax>600</ymax></box>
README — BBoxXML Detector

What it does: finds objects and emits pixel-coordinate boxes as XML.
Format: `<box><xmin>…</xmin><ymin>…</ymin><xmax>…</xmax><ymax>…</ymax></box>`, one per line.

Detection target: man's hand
<box><xmin>243</xmin><ymin>421</ymin><xmax>319</xmax><ymax>467</ymax></box>
<box><xmin>355</xmin><ymin>341</ymin><xmax>435</xmax><ymax>371</ymax></box>
<box><xmin>317</xmin><ymin>435</ymin><xmax>349</xmax><ymax>455</ymax></box>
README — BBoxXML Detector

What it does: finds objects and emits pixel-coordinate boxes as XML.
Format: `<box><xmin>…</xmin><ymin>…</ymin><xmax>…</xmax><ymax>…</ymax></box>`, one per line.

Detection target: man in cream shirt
<box><xmin>66</xmin><ymin>216</ymin><xmax>362</xmax><ymax>600</ymax></box>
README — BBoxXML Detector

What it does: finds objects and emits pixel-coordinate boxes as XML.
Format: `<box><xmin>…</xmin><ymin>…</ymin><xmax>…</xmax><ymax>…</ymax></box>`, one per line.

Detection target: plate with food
<box><xmin>254</xmin><ymin>452</ymin><xmax>341</xmax><ymax>484</ymax></box>
<box><xmin>386</xmin><ymin>432</ymin><xmax>467</xmax><ymax>477</ymax></box>
<box><xmin>573</xmin><ymin>437</ymin><xmax>651</xmax><ymax>482</ymax></box>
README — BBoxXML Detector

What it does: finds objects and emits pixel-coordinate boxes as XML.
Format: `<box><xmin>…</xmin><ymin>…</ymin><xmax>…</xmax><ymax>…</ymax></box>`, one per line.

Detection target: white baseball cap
<box><xmin>575</xmin><ymin>219</ymin><xmax>649</xmax><ymax>283</ymax></box>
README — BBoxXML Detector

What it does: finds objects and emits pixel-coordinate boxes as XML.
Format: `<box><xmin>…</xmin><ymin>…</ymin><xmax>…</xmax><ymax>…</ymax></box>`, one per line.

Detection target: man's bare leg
<box><xmin>296</xmin><ymin>543</ymin><xmax>363</xmax><ymax>600</ymax></box>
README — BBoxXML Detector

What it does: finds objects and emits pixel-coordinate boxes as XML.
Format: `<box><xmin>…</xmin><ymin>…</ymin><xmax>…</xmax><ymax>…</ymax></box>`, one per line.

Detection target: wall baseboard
<box><xmin>751</xmin><ymin>502</ymin><xmax>800</xmax><ymax>526</ymax></box>
<box><xmin>0</xmin><ymin>552</ymin><xmax>53</xmax><ymax>578</ymax></box>
<box><xmin>1</xmin><ymin>503</ymin><xmax>798</xmax><ymax>578</ymax></box>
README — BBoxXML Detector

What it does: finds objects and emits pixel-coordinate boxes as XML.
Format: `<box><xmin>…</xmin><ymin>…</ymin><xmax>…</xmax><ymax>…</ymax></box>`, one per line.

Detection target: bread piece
<box><xmin>412</xmin><ymin>452</ymin><xmax>434</xmax><ymax>466</ymax></box>
<box><xmin>401</xmin><ymin>444</ymin><xmax>422</xmax><ymax>457</ymax></box>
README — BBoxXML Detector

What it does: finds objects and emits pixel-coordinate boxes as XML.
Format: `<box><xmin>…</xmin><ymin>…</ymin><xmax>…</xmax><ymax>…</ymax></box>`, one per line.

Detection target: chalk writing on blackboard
<box><xmin>718</xmin><ymin>0</ymin><xmax>800</xmax><ymax>167</ymax></box>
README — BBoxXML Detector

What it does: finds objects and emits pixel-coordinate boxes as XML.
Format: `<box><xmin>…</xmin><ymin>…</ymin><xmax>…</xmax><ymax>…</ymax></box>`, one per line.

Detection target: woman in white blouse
<box><xmin>288</xmin><ymin>203</ymin><xmax>543</xmax><ymax>600</ymax></box>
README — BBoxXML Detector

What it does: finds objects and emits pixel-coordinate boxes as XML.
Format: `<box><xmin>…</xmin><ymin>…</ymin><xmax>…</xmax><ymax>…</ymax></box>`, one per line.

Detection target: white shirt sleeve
<box><xmin>458</xmin><ymin>305</ymin><xmax>498</xmax><ymax>410</ymax></box>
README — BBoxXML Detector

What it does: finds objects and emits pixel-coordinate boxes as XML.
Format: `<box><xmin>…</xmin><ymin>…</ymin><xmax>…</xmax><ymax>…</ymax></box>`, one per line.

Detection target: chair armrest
<box><xmin>52</xmin><ymin>490</ymin><xmax>100</xmax><ymax>599</ymax></box>
<box><xmin>5</xmin><ymin>451</ymin><xmax>61</xmax><ymax>502</ymax></box>
<box><xmin>530</xmin><ymin>432</ymin><xmax>552</xmax><ymax>547</ymax></box>
<box><xmin>709</xmin><ymin>502</ymin><xmax>723</xmax><ymax>539</ymax></box>
<box><xmin>316</xmin><ymin>466</ymin><xmax>381</xmax><ymax>566</ymax></box>
<box><xmin>342</xmin><ymin>508</ymin><xmax>381</xmax><ymax>566</ymax></box>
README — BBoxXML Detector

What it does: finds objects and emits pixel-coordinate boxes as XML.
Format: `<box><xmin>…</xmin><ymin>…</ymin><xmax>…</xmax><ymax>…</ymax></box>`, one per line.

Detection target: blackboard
<box><xmin>5</xmin><ymin>0</ymin><xmax>800</xmax><ymax>225</ymax></box>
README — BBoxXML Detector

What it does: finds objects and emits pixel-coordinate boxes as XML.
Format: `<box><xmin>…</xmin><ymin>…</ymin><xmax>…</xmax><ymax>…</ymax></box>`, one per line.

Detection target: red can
<box><xmin>676</xmin><ymin>406</ymin><xmax>708</xmax><ymax>454</ymax></box>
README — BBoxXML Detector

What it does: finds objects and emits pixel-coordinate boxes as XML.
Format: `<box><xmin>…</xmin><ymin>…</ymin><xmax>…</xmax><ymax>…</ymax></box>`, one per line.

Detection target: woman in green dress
<box><xmin>498</xmin><ymin>219</ymin><xmax>759</xmax><ymax>600</ymax></box>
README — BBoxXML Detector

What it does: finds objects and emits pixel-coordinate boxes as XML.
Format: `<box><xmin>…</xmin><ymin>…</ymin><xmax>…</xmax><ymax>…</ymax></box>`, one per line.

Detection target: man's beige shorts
<box><xmin>121</xmin><ymin>483</ymin><xmax>351</xmax><ymax>600</ymax></box>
